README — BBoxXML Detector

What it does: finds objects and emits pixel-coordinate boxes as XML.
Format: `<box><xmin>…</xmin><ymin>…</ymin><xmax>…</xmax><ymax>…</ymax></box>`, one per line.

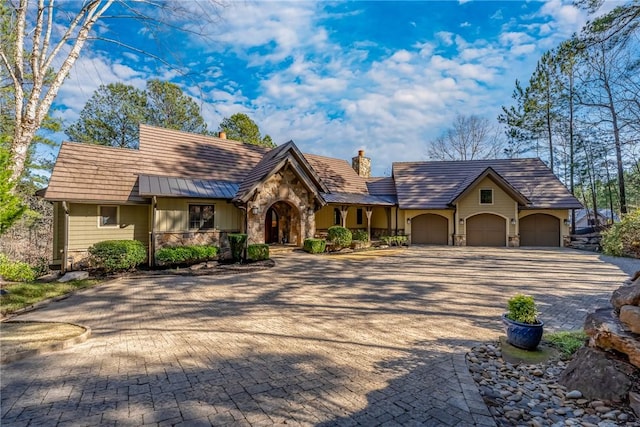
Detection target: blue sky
<box><xmin>49</xmin><ymin>0</ymin><xmax>618</xmax><ymax>176</ymax></box>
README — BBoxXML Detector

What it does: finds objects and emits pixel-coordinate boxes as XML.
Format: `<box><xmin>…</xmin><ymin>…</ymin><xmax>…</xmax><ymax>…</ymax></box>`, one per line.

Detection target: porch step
<box><xmin>268</xmin><ymin>244</ymin><xmax>300</xmax><ymax>255</ymax></box>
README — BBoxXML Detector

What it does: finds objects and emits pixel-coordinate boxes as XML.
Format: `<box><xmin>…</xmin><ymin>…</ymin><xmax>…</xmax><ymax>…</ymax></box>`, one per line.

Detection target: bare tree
<box><xmin>426</xmin><ymin>114</ymin><xmax>503</xmax><ymax>161</ymax></box>
<box><xmin>1</xmin><ymin>0</ymin><xmax>224</xmax><ymax>186</ymax></box>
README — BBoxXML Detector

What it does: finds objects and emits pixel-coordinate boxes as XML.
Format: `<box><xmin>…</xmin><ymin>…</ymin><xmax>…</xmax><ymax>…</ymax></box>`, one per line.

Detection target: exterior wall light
<box><xmin>251</xmin><ymin>206</ymin><xmax>259</xmax><ymax>215</ymax></box>
<box><xmin>563</xmin><ymin>219</ymin><xmax>570</xmax><ymax>226</ymax></box>
<box><xmin>459</xmin><ymin>218</ymin><xmax>464</xmax><ymax>225</ymax></box>
<box><xmin>307</xmin><ymin>208</ymin><xmax>314</xmax><ymax>216</ymax></box>
<box><xmin>407</xmin><ymin>217</ymin><xmax>411</xmax><ymax>224</ymax></box>
<box><xmin>510</xmin><ymin>218</ymin><xmax>516</xmax><ymax>225</ymax></box>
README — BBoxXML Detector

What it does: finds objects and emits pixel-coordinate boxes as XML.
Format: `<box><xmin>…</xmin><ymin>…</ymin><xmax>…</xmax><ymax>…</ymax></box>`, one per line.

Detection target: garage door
<box><xmin>520</xmin><ymin>214</ymin><xmax>560</xmax><ymax>247</ymax></box>
<box><xmin>412</xmin><ymin>214</ymin><xmax>448</xmax><ymax>244</ymax></box>
<box><xmin>466</xmin><ymin>214</ymin><xmax>506</xmax><ymax>246</ymax></box>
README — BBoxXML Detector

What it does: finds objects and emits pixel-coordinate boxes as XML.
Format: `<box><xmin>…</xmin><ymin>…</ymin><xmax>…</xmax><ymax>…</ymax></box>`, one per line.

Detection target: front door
<box><xmin>265</xmin><ymin>208</ymin><xmax>279</xmax><ymax>243</ymax></box>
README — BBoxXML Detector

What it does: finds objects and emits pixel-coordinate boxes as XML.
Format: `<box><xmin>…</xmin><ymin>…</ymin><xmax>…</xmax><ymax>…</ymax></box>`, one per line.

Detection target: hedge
<box><xmin>0</xmin><ymin>253</ymin><xmax>36</xmax><ymax>282</ymax></box>
<box><xmin>247</xmin><ymin>244</ymin><xmax>269</xmax><ymax>261</ymax></box>
<box><xmin>327</xmin><ymin>226</ymin><xmax>352</xmax><ymax>249</ymax></box>
<box><xmin>88</xmin><ymin>240</ymin><xmax>146</xmax><ymax>273</ymax></box>
<box><xmin>228</xmin><ymin>233</ymin><xmax>247</xmax><ymax>262</ymax></box>
<box><xmin>380</xmin><ymin>235</ymin><xmax>409</xmax><ymax>246</ymax></box>
<box><xmin>156</xmin><ymin>245</ymin><xmax>219</xmax><ymax>266</ymax></box>
<box><xmin>303</xmin><ymin>238</ymin><xmax>326</xmax><ymax>254</ymax></box>
<box><xmin>351</xmin><ymin>229</ymin><xmax>368</xmax><ymax>242</ymax></box>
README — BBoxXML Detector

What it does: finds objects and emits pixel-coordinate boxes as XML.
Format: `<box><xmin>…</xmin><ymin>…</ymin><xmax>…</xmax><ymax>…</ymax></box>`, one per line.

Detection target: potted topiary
<box><xmin>502</xmin><ymin>294</ymin><xmax>544</xmax><ymax>350</ymax></box>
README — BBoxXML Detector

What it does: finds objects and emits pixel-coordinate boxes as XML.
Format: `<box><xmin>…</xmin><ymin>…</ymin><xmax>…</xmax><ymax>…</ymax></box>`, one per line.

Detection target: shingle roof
<box><xmin>393</xmin><ymin>158</ymin><xmax>582</xmax><ymax>210</ymax></box>
<box><xmin>366</xmin><ymin>177</ymin><xmax>397</xmax><ymax>196</ymax></box>
<box><xmin>323</xmin><ymin>192</ymin><xmax>396</xmax><ymax>206</ymax></box>
<box><xmin>139</xmin><ymin>175</ymin><xmax>238</xmax><ymax>199</ymax></box>
<box><xmin>305</xmin><ymin>154</ymin><xmax>370</xmax><ymax>194</ymax></box>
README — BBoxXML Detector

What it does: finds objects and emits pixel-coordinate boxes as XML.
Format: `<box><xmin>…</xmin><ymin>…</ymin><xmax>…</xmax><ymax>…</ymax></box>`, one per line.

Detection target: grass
<box><xmin>544</xmin><ymin>330</ymin><xmax>588</xmax><ymax>358</ymax></box>
<box><xmin>0</xmin><ymin>279</ymin><xmax>100</xmax><ymax>315</ymax></box>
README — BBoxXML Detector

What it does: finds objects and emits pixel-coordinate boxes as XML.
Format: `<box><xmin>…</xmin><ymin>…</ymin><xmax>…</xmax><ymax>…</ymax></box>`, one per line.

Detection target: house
<box><xmin>573</xmin><ymin>208</ymin><xmax>619</xmax><ymax>233</ymax></box>
<box><xmin>44</xmin><ymin>125</ymin><xmax>582</xmax><ymax>270</ymax></box>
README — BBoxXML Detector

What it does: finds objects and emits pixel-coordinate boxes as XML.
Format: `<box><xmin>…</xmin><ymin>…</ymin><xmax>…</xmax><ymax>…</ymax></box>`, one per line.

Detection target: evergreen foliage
<box><xmin>219</xmin><ymin>113</ymin><xmax>275</xmax><ymax>147</ymax></box>
<box><xmin>228</xmin><ymin>234</ymin><xmax>247</xmax><ymax>262</ymax></box>
<box><xmin>247</xmin><ymin>244</ymin><xmax>269</xmax><ymax>261</ymax></box>
<box><xmin>155</xmin><ymin>245</ymin><xmax>218</xmax><ymax>266</ymax></box>
<box><xmin>88</xmin><ymin>240</ymin><xmax>146</xmax><ymax>273</ymax></box>
<box><xmin>303</xmin><ymin>238</ymin><xmax>326</xmax><ymax>254</ymax></box>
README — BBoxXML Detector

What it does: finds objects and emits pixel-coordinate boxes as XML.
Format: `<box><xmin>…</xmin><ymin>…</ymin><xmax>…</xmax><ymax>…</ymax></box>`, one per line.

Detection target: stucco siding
<box><xmin>458</xmin><ymin>177</ymin><xmax>518</xmax><ymax>236</ymax></box>
<box><xmin>68</xmin><ymin>203</ymin><xmax>150</xmax><ymax>251</ymax></box>
<box><xmin>155</xmin><ymin>198</ymin><xmax>242</xmax><ymax>232</ymax></box>
<box><xmin>315</xmin><ymin>205</ymin><xmax>390</xmax><ymax>230</ymax></box>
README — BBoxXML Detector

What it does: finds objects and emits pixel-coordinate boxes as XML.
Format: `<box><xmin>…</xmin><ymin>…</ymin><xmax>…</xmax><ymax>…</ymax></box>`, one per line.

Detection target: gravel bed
<box><xmin>467</xmin><ymin>343</ymin><xmax>639</xmax><ymax>427</ymax></box>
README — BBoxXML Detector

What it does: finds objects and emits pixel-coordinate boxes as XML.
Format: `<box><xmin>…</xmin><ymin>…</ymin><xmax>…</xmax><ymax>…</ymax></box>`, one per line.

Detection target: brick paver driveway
<box><xmin>2</xmin><ymin>247</ymin><xmax>638</xmax><ymax>427</ymax></box>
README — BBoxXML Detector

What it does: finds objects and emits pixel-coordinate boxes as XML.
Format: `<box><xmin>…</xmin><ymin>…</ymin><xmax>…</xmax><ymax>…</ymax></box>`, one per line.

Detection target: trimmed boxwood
<box><xmin>327</xmin><ymin>226</ymin><xmax>352</xmax><ymax>249</ymax></box>
<box><xmin>351</xmin><ymin>229</ymin><xmax>368</xmax><ymax>242</ymax></box>
<box><xmin>155</xmin><ymin>245</ymin><xmax>219</xmax><ymax>266</ymax></box>
<box><xmin>247</xmin><ymin>244</ymin><xmax>269</xmax><ymax>261</ymax></box>
<box><xmin>88</xmin><ymin>240</ymin><xmax>146</xmax><ymax>273</ymax></box>
<box><xmin>303</xmin><ymin>238</ymin><xmax>326</xmax><ymax>254</ymax></box>
<box><xmin>228</xmin><ymin>233</ymin><xmax>247</xmax><ymax>262</ymax></box>
<box><xmin>380</xmin><ymin>235</ymin><xmax>409</xmax><ymax>246</ymax></box>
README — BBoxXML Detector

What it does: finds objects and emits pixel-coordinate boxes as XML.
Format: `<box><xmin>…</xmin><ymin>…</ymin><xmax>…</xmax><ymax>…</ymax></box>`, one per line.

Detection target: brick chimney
<box><xmin>352</xmin><ymin>149</ymin><xmax>371</xmax><ymax>178</ymax></box>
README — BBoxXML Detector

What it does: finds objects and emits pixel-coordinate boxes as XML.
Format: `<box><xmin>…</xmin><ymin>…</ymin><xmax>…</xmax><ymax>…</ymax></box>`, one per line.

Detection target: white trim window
<box><xmin>479</xmin><ymin>189</ymin><xmax>493</xmax><ymax>205</ymax></box>
<box><xmin>98</xmin><ymin>205</ymin><xmax>119</xmax><ymax>228</ymax></box>
<box><xmin>189</xmin><ymin>204</ymin><xmax>215</xmax><ymax>230</ymax></box>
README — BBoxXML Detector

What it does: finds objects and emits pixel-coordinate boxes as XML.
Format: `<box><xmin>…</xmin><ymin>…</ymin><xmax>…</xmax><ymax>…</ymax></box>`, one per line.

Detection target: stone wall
<box><xmin>246</xmin><ymin>166</ymin><xmax>317</xmax><ymax>246</ymax></box>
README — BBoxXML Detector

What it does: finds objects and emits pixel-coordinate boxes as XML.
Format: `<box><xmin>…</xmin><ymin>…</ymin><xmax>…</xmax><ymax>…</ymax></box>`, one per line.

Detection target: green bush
<box><xmin>156</xmin><ymin>245</ymin><xmax>218</xmax><ymax>266</ymax></box>
<box><xmin>602</xmin><ymin>209</ymin><xmax>640</xmax><ymax>258</ymax></box>
<box><xmin>247</xmin><ymin>244</ymin><xmax>269</xmax><ymax>261</ymax></box>
<box><xmin>380</xmin><ymin>235</ymin><xmax>409</xmax><ymax>246</ymax></box>
<box><xmin>88</xmin><ymin>240</ymin><xmax>146</xmax><ymax>273</ymax></box>
<box><xmin>228</xmin><ymin>233</ymin><xmax>247</xmax><ymax>262</ymax></box>
<box><xmin>545</xmin><ymin>330</ymin><xmax>588</xmax><ymax>357</ymax></box>
<box><xmin>351</xmin><ymin>229</ymin><xmax>369</xmax><ymax>242</ymax></box>
<box><xmin>303</xmin><ymin>238</ymin><xmax>326</xmax><ymax>254</ymax></box>
<box><xmin>327</xmin><ymin>226</ymin><xmax>352</xmax><ymax>249</ymax></box>
<box><xmin>506</xmin><ymin>294</ymin><xmax>539</xmax><ymax>324</ymax></box>
<box><xmin>0</xmin><ymin>253</ymin><xmax>36</xmax><ymax>282</ymax></box>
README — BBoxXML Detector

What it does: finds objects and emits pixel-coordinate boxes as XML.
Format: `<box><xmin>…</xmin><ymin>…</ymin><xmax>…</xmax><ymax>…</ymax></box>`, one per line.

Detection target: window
<box><xmin>333</xmin><ymin>208</ymin><xmax>341</xmax><ymax>225</ymax></box>
<box><xmin>189</xmin><ymin>204</ymin><xmax>214</xmax><ymax>230</ymax></box>
<box><xmin>357</xmin><ymin>208</ymin><xmax>363</xmax><ymax>225</ymax></box>
<box><xmin>480</xmin><ymin>189</ymin><xmax>493</xmax><ymax>205</ymax></box>
<box><xmin>98</xmin><ymin>206</ymin><xmax>119</xmax><ymax>227</ymax></box>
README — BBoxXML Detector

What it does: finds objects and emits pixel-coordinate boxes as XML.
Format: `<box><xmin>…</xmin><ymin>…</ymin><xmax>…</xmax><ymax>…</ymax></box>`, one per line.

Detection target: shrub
<box><xmin>327</xmin><ymin>226</ymin><xmax>352</xmax><ymax>249</ymax></box>
<box><xmin>506</xmin><ymin>294</ymin><xmax>539</xmax><ymax>324</ymax></box>
<box><xmin>380</xmin><ymin>235</ymin><xmax>409</xmax><ymax>246</ymax></box>
<box><xmin>351</xmin><ymin>229</ymin><xmax>368</xmax><ymax>242</ymax></box>
<box><xmin>88</xmin><ymin>240</ymin><xmax>146</xmax><ymax>273</ymax></box>
<box><xmin>156</xmin><ymin>245</ymin><xmax>218</xmax><ymax>266</ymax></box>
<box><xmin>303</xmin><ymin>238</ymin><xmax>326</xmax><ymax>254</ymax></box>
<box><xmin>602</xmin><ymin>209</ymin><xmax>640</xmax><ymax>258</ymax></box>
<box><xmin>545</xmin><ymin>330</ymin><xmax>588</xmax><ymax>357</ymax></box>
<box><xmin>228</xmin><ymin>233</ymin><xmax>247</xmax><ymax>262</ymax></box>
<box><xmin>247</xmin><ymin>244</ymin><xmax>269</xmax><ymax>261</ymax></box>
<box><xmin>0</xmin><ymin>253</ymin><xmax>36</xmax><ymax>282</ymax></box>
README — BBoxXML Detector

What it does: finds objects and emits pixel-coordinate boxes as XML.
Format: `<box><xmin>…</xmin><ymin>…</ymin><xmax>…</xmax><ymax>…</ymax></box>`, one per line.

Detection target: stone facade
<box><xmin>351</xmin><ymin>150</ymin><xmax>371</xmax><ymax>178</ymax></box>
<box><xmin>246</xmin><ymin>166</ymin><xmax>318</xmax><ymax>246</ymax></box>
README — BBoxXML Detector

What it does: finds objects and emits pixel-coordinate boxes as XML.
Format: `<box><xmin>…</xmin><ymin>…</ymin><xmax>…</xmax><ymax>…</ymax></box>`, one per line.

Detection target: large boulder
<box><xmin>611</xmin><ymin>279</ymin><xmax>640</xmax><ymax>311</ymax></box>
<box><xmin>559</xmin><ymin>347</ymin><xmax>638</xmax><ymax>402</ymax></box>
<box><xmin>584</xmin><ymin>308</ymin><xmax>640</xmax><ymax>368</ymax></box>
<box><xmin>620</xmin><ymin>305</ymin><xmax>640</xmax><ymax>334</ymax></box>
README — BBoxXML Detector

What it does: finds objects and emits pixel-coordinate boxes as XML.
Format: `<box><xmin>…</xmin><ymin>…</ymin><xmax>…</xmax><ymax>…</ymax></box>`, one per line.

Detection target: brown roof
<box><xmin>46</xmin><ymin>125</ymin><xmax>269</xmax><ymax>203</ymax></box>
<box><xmin>305</xmin><ymin>154</ymin><xmax>369</xmax><ymax>194</ymax></box>
<box><xmin>393</xmin><ymin>158</ymin><xmax>582</xmax><ymax>210</ymax></box>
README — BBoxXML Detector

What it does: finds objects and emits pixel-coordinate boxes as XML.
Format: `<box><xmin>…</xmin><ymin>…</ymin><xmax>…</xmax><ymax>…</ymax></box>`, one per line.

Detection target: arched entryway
<box><xmin>264</xmin><ymin>201</ymin><xmax>301</xmax><ymax>245</ymax></box>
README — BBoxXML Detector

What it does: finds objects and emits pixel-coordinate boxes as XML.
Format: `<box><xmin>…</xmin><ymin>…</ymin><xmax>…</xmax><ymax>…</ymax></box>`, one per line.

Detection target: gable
<box><xmin>457</xmin><ymin>176</ymin><xmax>519</xmax><ymax>211</ymax></box>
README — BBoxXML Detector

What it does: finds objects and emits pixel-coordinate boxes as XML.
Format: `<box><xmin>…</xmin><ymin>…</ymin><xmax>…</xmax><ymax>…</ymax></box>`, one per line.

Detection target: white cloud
<box><xmin>460</xmin><ymin>21</ymin><xmax>471</xmax><ymax>28</ymax></box>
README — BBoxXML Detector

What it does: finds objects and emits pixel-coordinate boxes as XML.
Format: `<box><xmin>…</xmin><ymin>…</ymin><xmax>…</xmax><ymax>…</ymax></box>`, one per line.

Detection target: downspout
<box><xmin>62</xmin><ymin>201</ymin><xmax>69</xmax><ymax>273</ymax></box>
<box><xmin>453</xmin><ymin>205</ymin><xmax>457</xmax><ymax>244</ymax></box>
<box><xmin>150</xmin><ymin>196</ymin><xmax>157</xmax><ymax>267</ymax></box>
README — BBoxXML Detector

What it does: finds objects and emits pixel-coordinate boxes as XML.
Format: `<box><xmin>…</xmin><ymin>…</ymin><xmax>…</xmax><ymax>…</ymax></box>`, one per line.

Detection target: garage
<box><xmin>412</xmin><ymin>214</ymin><xmax>448</xmax><ymax>244</ymax></box>
<box><xmin>519</xmin><ymin>214</ymin><xmax>560</xmax><ymax>247</ymax></box>
<box><xmin>466</xmin><ymin>214</ymin><xmax>506</xmax><ymax>246</ymax></box>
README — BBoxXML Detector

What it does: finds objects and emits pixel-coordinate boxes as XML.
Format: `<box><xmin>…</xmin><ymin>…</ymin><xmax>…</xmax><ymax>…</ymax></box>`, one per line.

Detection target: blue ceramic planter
<box><xmin>502</xmin><ymin>314</ymin><xmax>544</xmax><ymax>350</ymax></box>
